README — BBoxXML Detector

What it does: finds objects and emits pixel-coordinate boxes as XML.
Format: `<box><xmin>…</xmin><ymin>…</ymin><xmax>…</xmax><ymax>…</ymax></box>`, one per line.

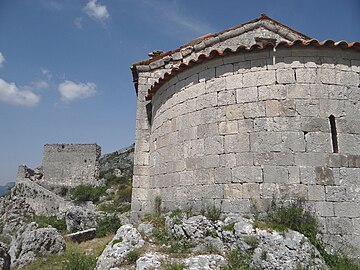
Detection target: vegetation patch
<box><xmin>70</xmin><ymin>184</ymin><xmax>106</xmax><ymax>203</ymax></box>
<box><xmin>34</xmin><ymin>215</ymin><xmax>67</xmax><ymax>233</ymax></box>
<box><xmin>96</xmin><ymin>214</ymin><xmax>121</xmax><ymax>238</ymax></box>
<box><xmin>164</xmin><ymin>262</ymin><xmax>185</xmax><ymax>270</ymax></box>
<box><xmin>201</xmin><ymin>204</ymin><xmax>221</xmax><ymax>221</ymax></box>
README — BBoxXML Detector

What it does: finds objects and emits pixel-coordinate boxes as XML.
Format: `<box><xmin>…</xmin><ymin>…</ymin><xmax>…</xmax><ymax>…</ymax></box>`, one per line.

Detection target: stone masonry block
<box><xmin>243</xmin><ymin>102</ymin><xmax>266</xmax><ymax>118</ymax></box>
<box><xmin>250</xmin><ymin>132</ymin><xmax>282</xmax><ymax>152</ymax></box>
<box><xmin>225</xmin><ymin>73</ymin><xmax>243</xmax><ymax>89</ymax></box>
<box><xmin>308</xmin><ymin>185</ymin><xmax>325</xmax><ymax>201</ymax></box>
<box><xmin>318</xmin><ymin>68</ymin><xmax>336</xmax><ymax>84</ymax></box>
<box><xmin>281</xmin><ymin>132</ymin><xmax>306</xmax><ymax>152</ymax></box>
<box><xmin>221</xmin><ymin>199</ymin><xmax>251</xmax><ymax>213</ymax></box>
<box><xmin>309</xmin><ymin>201</ymin><xmax>335</xmax><ymax>217</ymax></box>
<box><xmin>315</xmin><ymin>167</ymin><xmax>335</xmax><ymax>185</ymax></box>
<box><xmin>305</xmin><ymin>132</ymin><xmax>332</xmax><ymax>153</ymax></box>
<box><xmin>201</xmin><ymin>155</ymin><xmax>220</xmax><ymax>169</ymax></box>
<box><xmin>197</xmin><ymin>123</ymin><xmax>218</xmax><ymax>139</ymax></box>
<box><xmin>254</xmin><ymin>152</ymin><xmax>295</xmax><ymax>166</ymax></box>
<box><xmin>334</xmin><ymin>202</ymin><xmax>360</xmax><ymax>217</ymax></box>
<box><xmin>179</xmin><ymin>171</ymin><xmax>194</xmax><ymax>186</ymax></box>
<box><xmin>339</xmin><ymin>168</ymin><xmax>360</xmax><ymax>186</ymax></box>
<box><xmin>215</xmin><ymin>167</ymin><xmax>232</xmax><ymax>184</ymax></box>
<box><xmin>243</xmin><ymin>70</ymin><xmax>276</xmax><ymax>87</ymax></box>
<box><xmin>338</xmin><ymin>134</ymin><xmax>360</xmax><ymax>155</ymax></box>
<box><xmin>326</xmin><ymin>217</ymin><xmax>354</xmax><ymax>235</ymax></box>
<box><xmin>238</xmin><ymin>119</ymin><xmax>254</xmax><ymax>133</ymax></box>
<box><xmin>242</xmin><ymin>183</ymin><xmax>260</xmax><ymax>198</ymax></box>
<box><xmin>336</xmin><ymin>71</ymin><xmax>359</xmax><ymax>86</ymax></box>
<box><xmin>301</xmin><ymin>117</ymin><xmax>329</xmax><ymax>132</ymax></box>
<box><xmin>225</xmin><ymin>104</ymin><xmax>244</xmax><ymax>120</ymax></box>
<box><xmin>236</xmin><ymin>152</ymin><xmax>254</xmax><ymax>166</ymax></box>
<box><xmin>236</xmin><ymin>87</ymin><xmax>258</xmax><ymax>103</ymax></box>
<box><xmin>232</xmin><ymin>166</ymin><xmax>263</xmax><ymax>183</ymax></box>
<box><xmin>258</xmin><ymin>85</ymin><xmax>287</xmax><ymax>100</ymax></box>
<box><xmin>194</xmin><ymin>169</ymin><xmax>215</xmax><ymax>185</ymax></box>
<box><xmin>325</xmin><ymin>186</ymin><xmax>347</xmax><ymax>202</ymax></box>
<box><xmin>295</xmin><ymin>153</ymin><xmax>326</xmax><ymax>167</ymax></box>
<box><xmin>205</xmin><ymin>77</ymin><xmax>225</xmax><ymax>93</ymax></box>
<box><xmin>276</xmin><ymin>68</ymin><xmax>295</xmax><ymax>84</ymax></box>
<box><xmin>223</xmin><ymin>184</ymin><xmax>243</xmax><ymax>199</ymax></box>
<box><xmin>348</xmin><ymin>155</ymin><xmax>360</xmax><ymax>168</ymax></box>
<box><xmin>219</xmin><ymin>153</ymin><xmax>237</xmax><ymax>168</ymax></box>
<box><xmin>196</xmin><ymin>92</ymin><xmax>217</xmax><ymax>110</ymax></box>
<box><xmin>218</xmin><ymin>90</ymin><xmax>236</xmax><ymax>106</ymax></box>
<box><xmin>260</xmin><ymin>183</ymin><xmax>280</xmax><ymax>198</ymax></box>
<box><xmin>224</xmin><ymin>133</ymin><xmax>250</xmax><ymax>153</ymax></box>
<box><xmin>263</xmin><ymin>166</ymin><xmax>288</xmax><ymax>184</ymax></box>
<box><xmin>205</xmin><ymin>136</ymin><xmax>224</xmax><ymax>155</ymax></box>
<box><xmin>295</xmin><ymin>68</ymin><xmax>317</xmax><ymax>83</ymax></box>
<box><xmin>219</xmin><ymin>121</ymin><xmax>238</xmax><ymax>135</ymax></box>
<box><xmin>326</xmin><ymin>154</ymin><xmax>348</xmax><ymax>168</ymax></box>
<box><xmin>265</xmin><ymin>100</ymin><xmax>280</xmax><ymax>117</ymax></box>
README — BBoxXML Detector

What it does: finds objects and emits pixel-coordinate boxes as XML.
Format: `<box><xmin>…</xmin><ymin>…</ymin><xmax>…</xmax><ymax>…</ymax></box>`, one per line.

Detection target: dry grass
<box><xmin>23</xmin><ymin>235</ymin><xmax>113</xmax><ymax>270</ymax></box>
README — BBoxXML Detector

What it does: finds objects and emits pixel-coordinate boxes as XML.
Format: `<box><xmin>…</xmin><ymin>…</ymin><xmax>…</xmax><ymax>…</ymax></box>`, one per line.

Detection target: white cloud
<box><xmin>31</xmin><ymin>80</ymin><xmax>49</xmax><ymax>90</ymax></box>
<box><xmin>74</xmin><ymin>17</ymin><xmax>83</xmax><ymax>29</ymax></box>
<box><xmin>0</xmin><ymin>52</ymin><xmax>5</xmax><ymax>68</ymax></box>
<box><xmin>84</xmin><ymin>0</ymin><xmax>110</xmax><ymax>22</ymax></box>
<box><xmin>0</xmin><ymin>78</ymin><xmax>40</xmax><ymax>107</ymax></box>
<box><xmin>58</xmin><ymin>80</ymin><xmax>97</xmax><ymax>103</ymax></box>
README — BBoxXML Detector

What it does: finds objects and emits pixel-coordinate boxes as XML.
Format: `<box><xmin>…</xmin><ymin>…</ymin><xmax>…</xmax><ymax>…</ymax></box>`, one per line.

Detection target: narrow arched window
<box><xmin>329</xmin><ymin>115</ymin><xmax>338</xmax><ymax>153</ymax></box>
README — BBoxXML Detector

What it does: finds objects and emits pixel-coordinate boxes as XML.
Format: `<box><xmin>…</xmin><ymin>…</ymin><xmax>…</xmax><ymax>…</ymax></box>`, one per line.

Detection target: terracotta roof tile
<box><xmin>145</xmin><ymin>39</ymin><xmax>360</xmax><ymax>100</ymax></box>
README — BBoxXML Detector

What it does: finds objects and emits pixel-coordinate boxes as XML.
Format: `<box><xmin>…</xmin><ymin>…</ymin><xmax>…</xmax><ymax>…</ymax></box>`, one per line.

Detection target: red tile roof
<box><xmin>145</xmin><ymin>40</ymin><xmax>360</xmax><ymax>100</ymax></box>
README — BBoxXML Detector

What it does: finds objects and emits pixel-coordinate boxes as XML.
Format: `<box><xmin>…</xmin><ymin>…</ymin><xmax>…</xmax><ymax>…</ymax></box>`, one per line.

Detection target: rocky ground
<box><xmin>96</xmin><ymin>212</ymin><xmax>329</xmax><ymax>270</ymax></box>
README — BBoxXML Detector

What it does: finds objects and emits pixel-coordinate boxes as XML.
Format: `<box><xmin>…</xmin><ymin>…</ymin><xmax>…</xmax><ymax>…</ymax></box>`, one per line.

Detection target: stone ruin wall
<box><xmin>132</xmin><ymin>45</ymin><xmax>360</xmax><ymax>255</ymax></box>
<box><xmin>16</xmin><ymin>165</ymin><xmax>72</xmax><ymax>216</ymax></box>
<box><xmin>41</xmin><ymin>144</ymin><xmax>101</xmax><ymax>189</ymax></box>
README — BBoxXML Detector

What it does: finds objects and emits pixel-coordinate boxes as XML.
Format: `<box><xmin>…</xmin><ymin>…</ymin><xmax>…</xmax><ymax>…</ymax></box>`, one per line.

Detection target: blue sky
<box><xmin>0</xmin><ymin>0</ymin><xmax>359</xmax><ymax>185</ymax></box>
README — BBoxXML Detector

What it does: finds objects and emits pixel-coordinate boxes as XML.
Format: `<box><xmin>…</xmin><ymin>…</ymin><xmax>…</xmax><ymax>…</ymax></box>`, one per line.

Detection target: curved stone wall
<box><xmin>144</xmin><ymin>46</ymin><xmax>360</xmax><ymax>253</ymax></box>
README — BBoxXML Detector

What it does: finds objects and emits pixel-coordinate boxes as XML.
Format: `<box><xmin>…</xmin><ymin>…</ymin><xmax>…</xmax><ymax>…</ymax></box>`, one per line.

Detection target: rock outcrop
<box><xmin>9</xmin><ymin>222</ymin><xmax>65</xmax><ymax>269</ymax></box>
<box><xmin>97</xmin><ymin>213</ymin><xmax>329</xmax><ymax>270</ymax></box>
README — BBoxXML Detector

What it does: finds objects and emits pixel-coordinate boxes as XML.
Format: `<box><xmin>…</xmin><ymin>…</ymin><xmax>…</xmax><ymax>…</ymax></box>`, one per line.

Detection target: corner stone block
<box><xmin>232</xmin><ymin>166</ymin><xmax>263</xmax><ymax>183</ymax></box>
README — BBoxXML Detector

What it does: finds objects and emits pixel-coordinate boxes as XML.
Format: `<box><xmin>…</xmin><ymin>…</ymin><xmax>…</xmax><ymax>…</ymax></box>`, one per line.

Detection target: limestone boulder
<box><xmin>9</xmin><ymin>222</ymin><xmax>65</xmax><ymax>269</ymax></box>
<box><xmin>65</xmin><ymin>206</ymin><xmax>97</xmax><ymax>232</ymax></box>
<box><xmin>96</xmin><ymin>224</ymin><xmax>145</xmax><ymax>270</ymax></box>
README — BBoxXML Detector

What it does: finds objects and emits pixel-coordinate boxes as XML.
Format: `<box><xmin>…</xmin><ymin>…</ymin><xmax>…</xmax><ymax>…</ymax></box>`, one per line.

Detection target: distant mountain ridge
<box><xmin>99</xmin><ymin>144</ymin><xmax>134</xmax><ymax>178</ymax></box>
<box><xmin>0</xmin><ymin>182</ymin><xmax>15</xmax><ymax>196</ymax></box>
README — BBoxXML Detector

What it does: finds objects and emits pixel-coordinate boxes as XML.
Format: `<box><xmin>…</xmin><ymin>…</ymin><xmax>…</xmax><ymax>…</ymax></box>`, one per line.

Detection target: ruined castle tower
<box><xmin>131</xmin><ymin>15</ymin><xmax>360</xmax><ymax>254</ymax></box>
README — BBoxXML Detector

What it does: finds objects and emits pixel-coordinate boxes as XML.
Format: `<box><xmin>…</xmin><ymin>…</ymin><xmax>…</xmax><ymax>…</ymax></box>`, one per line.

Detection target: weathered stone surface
<box><xmin>9</xmin><ymin>222</ymin><xmax>65</xmax><ymax>269</ymax></box>
<box><xmin>0</xmin><ymin>242</ymin><xmax>10</xmax><ymax>270</ymax></box>
<box><xmin>65</xmin><ymin>206</ymin><xmax>97</xmax><ymax>232</ymax></box>
<box><xmin>96</xmin><ymin>224</ymin><xmax>145</xmax><ymax>270</ymax></box>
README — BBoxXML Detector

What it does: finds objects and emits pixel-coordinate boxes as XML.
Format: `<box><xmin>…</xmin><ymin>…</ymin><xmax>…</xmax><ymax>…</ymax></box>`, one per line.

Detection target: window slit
<box><xmin>329</xmin><ymin>115</ymin><xmax>339</xmax><ymax>153</ymax></box>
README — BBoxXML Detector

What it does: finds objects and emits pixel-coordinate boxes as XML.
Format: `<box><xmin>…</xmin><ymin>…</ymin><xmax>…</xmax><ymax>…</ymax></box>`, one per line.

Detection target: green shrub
<box><xmin>164</xmin><ymin>262</ymin><xmax>185</xmax><ymax>270</ymax></box>
<box><xmin>127</xmin><ymin>249</ymin><xmax>140</xmax><ymax>264</ymax></box>
<box><xmin>222</xmin><ymin>222</ymin><xmax>235</xmax><ymax>232</ymax></box>
<box><xmin>70</xmin><ymin>184</ymin><xmax>105</xmax><ymax>203</ymax></box>
<box><xmin>97</xmin><ymin>202</ymin><xmax>131</xmax><ymax>213</ymax></box>
<box><xmin>243</xmin><ymin>236</ymin><xmax>258</xmax><ymax>250</ymax></box>
<box><xmin>202</xmin><ymin>204</ymin><xmax>221</xmax><ymax>221</ymax></box>
<box><xmin>222</xmin><ymin>248</ymin><xmax>252</xmax><ymax>270</ymax></box>
<box><xmin>96</xmin><ymin>214</ymin><xmax>121</xmax><ymax>237</ymax></box>
<box><xmin>154</xmin><ymin>196</ymin><xmax>162</xmax><ymax>216</ymax></box>
<box><xmin>264</xmin><ymin>200</ymin><xmax>360</xmax><ymax>270</ymax></box>
<box><xmin>34</xmin><ymin>215</ymin><xmax>67</xmax><ymax>233</ymax></box>
<box><xmin>62</xmin><ymin>250</ymin><xmax>96</xmax><ymax>270</ymax></box>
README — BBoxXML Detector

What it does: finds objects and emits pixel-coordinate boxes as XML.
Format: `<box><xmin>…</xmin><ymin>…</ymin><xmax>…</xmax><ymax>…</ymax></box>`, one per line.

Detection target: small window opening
<box><xmin>329</xmin><ymin>115</ymin><xmax>339</xmax><ymax>153</ymax></box>
<box><xmin>61</xmin><ymin>144</ymin><xmax>65</xmax><ymax>149</ymax></box>
<box><xmin>84</xmin><ymin>159</ymin><xmax>87</xmax><ymax>163</ymax></box>
<box><xmin>146</xmin><ymin>102</ymin><xmax>153</xmax><ymax>126</ymax></box>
